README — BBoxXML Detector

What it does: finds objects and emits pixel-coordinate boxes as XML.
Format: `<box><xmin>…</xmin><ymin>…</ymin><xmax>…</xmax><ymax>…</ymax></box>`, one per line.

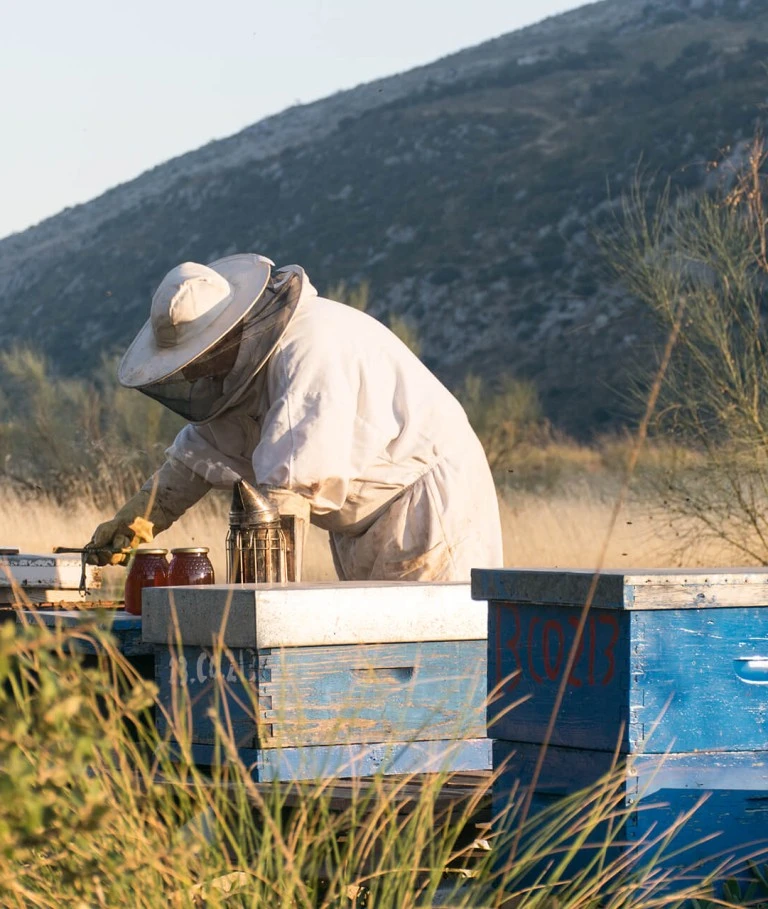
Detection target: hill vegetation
<box><xmin>1</xmin><ymin>0</ymin><xmax>768</xmax><ymax>436</ymax></box>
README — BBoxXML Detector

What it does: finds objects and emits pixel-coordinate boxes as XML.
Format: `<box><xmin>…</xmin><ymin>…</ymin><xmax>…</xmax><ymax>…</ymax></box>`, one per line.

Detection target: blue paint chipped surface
<box><xmin>477</xmin><ymin>569</ymin><xmax>768</xmax><ymax>890</ymax></box>
<box><xmin>493</xmin><ymin>741</ymin><xmax>768</xmax><ymax>888</ymax></box>
<box><xmin>18</xmin><ymin>608</ymin><xmax>152</xmax><ymax>657</ymax></box>
<box><xmin>185</xmin><ymin>738</ymin><xmax>492</xmax><ymax>781</ymax></box>
<box><xmin>155</xmin><ymin>639</ymin><xmax>489</xmax><ymax>777</ymax></box>
<box><xmin>480</xmin><ymin>574</ymin><xmax>768</xmax><ymax>754</ymax></box>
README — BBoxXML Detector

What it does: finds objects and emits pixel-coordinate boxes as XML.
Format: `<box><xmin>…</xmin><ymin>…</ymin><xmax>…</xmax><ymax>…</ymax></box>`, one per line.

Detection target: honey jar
<box><xmin>124</xmin><ymin>549</ymin><xmax>169</xmax><ymax>616</ymax></box>
<box><xmin>168</xmin><ymin>547</ymin><xmax>215</xmax><ymax>586</ymax></box>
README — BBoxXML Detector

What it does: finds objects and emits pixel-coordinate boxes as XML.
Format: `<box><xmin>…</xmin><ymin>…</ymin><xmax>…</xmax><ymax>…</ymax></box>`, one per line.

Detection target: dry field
<box><xmin>497</xmin><ymin>484</ymin><xmax>762</xmax><ymax>570</ymax></box>
<box><xmin>0</xmin><ymin>479</ymin><xmax>759</xmax><ymax>594</ymax></box>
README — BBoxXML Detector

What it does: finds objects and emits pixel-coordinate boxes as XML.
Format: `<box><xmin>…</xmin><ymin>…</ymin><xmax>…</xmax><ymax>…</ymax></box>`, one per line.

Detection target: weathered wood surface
<box><xmin>0</xmin><ymin>589</ymin><xmax>114</xmax><ymax>605</ymax></box>
<box><xmin>494</xmin><ymin>741</ymin><xmax>768</xmax><ymax>800</ymax></box>
<box><xmin>473</xmin><ymin>567</ymin><xmax>768</xmax><ymax>610</ymax></box>
<box><xmin>155</xmin><ymin>646</ymin><xmax>259</xmax><ymax>748</ymax></box>
<box><xmin>18</xmin><ymin>608</ymin><xmax>152</xmax><ymax>657</ymax></box>
<box><xmin>150</xmin><ymin>769</ymin><xmax>492</xmax><ymax>813</ymax></box>
<box><xmin>631</xmin><ymin>608</ymin><xmax>768</xmax><ymax>753</ymax></box>
<box><xmin>143</xmin><ymin>582</ymin><xmax>484</xmax><ymax>648</ymax></box>
<box><xmin>259</xmin><ymin>641</ymin><xmax>487</xmax><ymax>747</ymax></box>
<box><xmin>186</xmin><ymin>737</ymin><xmax>492</xmax><ymax>781</ymax></box>
<box><xmin>156</xmin><ymin>640</ymin><xmax>487</xmax><ymax>749</ymax></box>
<box><xmin>0</xmin><ymin>552</ymin><xmax>101</xmax><ymax>589</ymax></box>
<box><xmin>268</xmin><ymin>771</ymin><xmax>492</xmax><ymax>813</ymax></box>
<box><xmin>488</xmin><ymin>600</ymin><xmax>630</xmax><ymax>751</ymax></box>
<box><xmin>487</xmin><ymin>600</ymin><xmax>768</xmax><ymax>753</ymax></box>
<box><xmin>493</xmin><ymin>740</ymin><xmax>768</xmax><ymax>887</ymax></box>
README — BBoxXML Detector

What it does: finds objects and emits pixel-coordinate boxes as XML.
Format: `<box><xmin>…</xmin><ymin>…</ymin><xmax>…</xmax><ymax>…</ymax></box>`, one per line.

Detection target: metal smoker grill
<box><xmin>226</xmin><ymin>480</ymin><xmax>288</xmax><ymax>584</ymax></box>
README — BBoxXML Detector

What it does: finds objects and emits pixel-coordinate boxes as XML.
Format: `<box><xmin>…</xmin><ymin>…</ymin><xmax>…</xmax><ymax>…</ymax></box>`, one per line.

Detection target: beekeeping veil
<box><xmin>118</xmin><ymin>254</ymin><xmax>304</xmax><ymax>423</ymax></box>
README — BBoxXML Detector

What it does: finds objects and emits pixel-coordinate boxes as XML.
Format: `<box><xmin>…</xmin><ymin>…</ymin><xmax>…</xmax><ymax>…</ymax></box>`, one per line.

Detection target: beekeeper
<box><xmin>88</xmin><ymin>254</ymin><xmax>503</xmax><ymax>581</ymax></box>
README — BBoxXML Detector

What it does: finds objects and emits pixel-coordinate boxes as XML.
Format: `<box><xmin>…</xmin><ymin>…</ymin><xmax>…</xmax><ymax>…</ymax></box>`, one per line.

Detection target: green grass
<box><xmin>1</xmin><ymin>613</ymin><xmax>766</xmax><ymax>908</ymax></box>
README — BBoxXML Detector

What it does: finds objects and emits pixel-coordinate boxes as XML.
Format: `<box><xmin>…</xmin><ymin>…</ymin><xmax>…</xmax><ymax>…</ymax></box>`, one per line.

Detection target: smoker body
<box><xmin>226</xmin><ymin>479</ymin><xmax>304</xmax><ymax>583</ymax></box>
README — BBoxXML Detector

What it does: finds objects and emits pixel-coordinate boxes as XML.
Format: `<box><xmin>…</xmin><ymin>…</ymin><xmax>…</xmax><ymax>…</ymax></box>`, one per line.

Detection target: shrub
<box><xmin>0</xmin><ymin>349</ymin><xmax>181</xmax><ymax>505</ymax></box>
<box><xmin>604</xmin><ymin>139</ymin><xmax>768</xmax><ymax>562</ymax></box>
<box><xmin>0</xmin><ymin>613</ymin><xmax>752</xmax><ymax>907</ymax></box>
<box><xmin>458</xmin><ymin>375</ymin><xmax>552</xmax><ymax>474</ymax></box>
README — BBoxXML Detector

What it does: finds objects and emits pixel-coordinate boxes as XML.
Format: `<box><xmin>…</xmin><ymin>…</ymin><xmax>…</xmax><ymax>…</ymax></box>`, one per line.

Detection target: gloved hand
<box><xmin>87</xmin><ymin>489</ymin><xmax>157</xmax><ymax>566</ymax></box>
<box><xmin>87</xmin><ymin>460</ymin><xmax>212</xmax><ymax>566</ymax></box>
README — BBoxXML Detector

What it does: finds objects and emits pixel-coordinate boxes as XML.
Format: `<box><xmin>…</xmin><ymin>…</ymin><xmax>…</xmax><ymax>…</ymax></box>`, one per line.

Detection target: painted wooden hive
<box><xmin>19</xmin><ymin>607</ymin><xmax>147</xmax><ymax>650</ymax></box>
<box><xmin>16</xmin><ymin>609</ymin><xmax>156</xmax><ymax>739</ymax></box>
<box><xmin>0</xmin><ymin>552</ymin><xmax>102</xmax><ymax>604</ymax></box>
<box><xmin>472</xmin><ymin>568</ymin><xmax>768</xmax><ymax>888</ymax></box>
<box><xmin>142</xmin><ymin>582</ymin><xmax>490</xmax><ymax>781</ymax></box>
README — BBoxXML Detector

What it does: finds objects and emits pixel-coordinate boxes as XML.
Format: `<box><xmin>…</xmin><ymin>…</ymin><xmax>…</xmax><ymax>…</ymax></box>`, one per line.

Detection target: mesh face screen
<box><xmin>136</xmin><ymin>269</ymin><xmax>302</xmax><ymax>423</ymax></box>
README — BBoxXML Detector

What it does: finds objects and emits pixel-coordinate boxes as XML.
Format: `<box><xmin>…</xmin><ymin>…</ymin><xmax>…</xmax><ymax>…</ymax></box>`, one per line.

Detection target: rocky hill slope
<box><xmin>1</xmin><ymin>0</ymin><xmax>767</xmax><ymax>436</ymax></box>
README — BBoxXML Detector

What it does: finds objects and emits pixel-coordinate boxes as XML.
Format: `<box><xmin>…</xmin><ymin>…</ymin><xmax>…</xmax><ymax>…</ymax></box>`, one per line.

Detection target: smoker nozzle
<box><xmin>229</xmin><ymin>479</ymin><xmax>280</xmax><ymax>528</ymax></box>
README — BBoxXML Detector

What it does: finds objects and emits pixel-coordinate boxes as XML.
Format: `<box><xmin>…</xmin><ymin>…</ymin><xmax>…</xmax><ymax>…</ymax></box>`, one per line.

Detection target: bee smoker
<box><xmin>226</xmin><ymin>480</ymin><xmax>302</xmax><ymax>583</ymax></box>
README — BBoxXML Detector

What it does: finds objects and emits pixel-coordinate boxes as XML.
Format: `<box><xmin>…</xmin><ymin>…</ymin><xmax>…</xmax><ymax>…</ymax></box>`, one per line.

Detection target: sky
<box><xmin>0</xmin><ymin>0</ymin><xmax>587</xmax><ymax>240</ymax></box>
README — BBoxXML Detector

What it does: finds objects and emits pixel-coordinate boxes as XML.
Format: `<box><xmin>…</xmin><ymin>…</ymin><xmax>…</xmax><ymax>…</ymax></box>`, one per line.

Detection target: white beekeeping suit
<box><xmin>89</xmin><ymin>253</ymin><xmax>503</xmax><ymax>581</ymax></box>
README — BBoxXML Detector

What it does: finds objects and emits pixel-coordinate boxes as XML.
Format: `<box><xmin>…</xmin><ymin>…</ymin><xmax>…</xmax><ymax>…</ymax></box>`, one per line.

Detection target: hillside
<box><xmin>1</xmin><ymin>0</ymin><xmax>767</xmax><ymax>436</ymax></box>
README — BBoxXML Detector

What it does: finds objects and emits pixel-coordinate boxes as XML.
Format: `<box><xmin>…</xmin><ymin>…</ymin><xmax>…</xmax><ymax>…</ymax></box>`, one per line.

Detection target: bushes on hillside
<box><xmin>0</xmin><ymin>349</ymin><xmax>181</xmax><ymax>504</ymax></box>
<box><xmin>0</xmin><ymin>340</ymin><xmax>559</xmax><ymax>503</ymax></box>
<box><xmin>457</xmin><ymin>375</ymin><xmax>551</xmax><ymax>474</ymax></box>
<box><xmin>607</xmin><ymin>138</ymin><xmax>768</xmax><ymax>562</ymax></box>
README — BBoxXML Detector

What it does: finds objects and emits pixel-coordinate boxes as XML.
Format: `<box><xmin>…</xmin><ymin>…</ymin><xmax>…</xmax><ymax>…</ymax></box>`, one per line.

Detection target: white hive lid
<box><xmin>0</xmin><ymin>552</ymin><xmax>102</xmax><ymax>590</ymax></box>
<box><xmin>142</xmin><ymin>582</ymin><xmax>485</xmax><ymax>648</ymax></box>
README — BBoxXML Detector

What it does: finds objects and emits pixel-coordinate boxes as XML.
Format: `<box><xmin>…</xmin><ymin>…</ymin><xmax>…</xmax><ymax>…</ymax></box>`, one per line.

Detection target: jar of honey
<box><xmin>168</xmin><ymin>547</ymin><xmax>215</xmax><ymax>586</ymax></box>
<box><xmin>124</xmin><ymin>549</ymin><xmax>169</xmax><ymax>616</ymax></box>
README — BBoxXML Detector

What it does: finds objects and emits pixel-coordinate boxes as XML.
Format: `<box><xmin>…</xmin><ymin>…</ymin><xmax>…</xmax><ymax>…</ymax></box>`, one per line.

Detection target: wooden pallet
<box><xmin>248</xmin><ymin>769</ymin><xmax>492</xmax><ymax>813</ymax></box>
<box><xmin>150</xmin><ymin>769</ymin><xmax>493</xmax><ymax>878</ymax></box>
<box><xmin>151</xmin><ymin>769</ymin><xmax>491</xmax><ymax>813</ymax></box>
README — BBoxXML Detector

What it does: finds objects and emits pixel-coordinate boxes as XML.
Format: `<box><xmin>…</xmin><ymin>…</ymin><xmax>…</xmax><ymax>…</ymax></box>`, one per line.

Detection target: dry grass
<box><xmin>499</xmin><ymin>482</ymin><xmax>765</xmax><ymax>570</ymax></box>
<box><xmin>0</xmin><ymin>477</ymin><xmax>761</xmax><ymax>596</ymax></box>
<box><xmin>0</xmin><ymin>486</ymin><xmax>338</xmax><ymax>592</ymax></box>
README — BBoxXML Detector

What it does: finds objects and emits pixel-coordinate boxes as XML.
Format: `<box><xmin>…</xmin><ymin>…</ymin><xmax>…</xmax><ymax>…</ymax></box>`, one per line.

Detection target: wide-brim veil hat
<box><xmin>118</xmin><ymin>253</ymin><xmax>275</xmax><ymax>388</ymax></box>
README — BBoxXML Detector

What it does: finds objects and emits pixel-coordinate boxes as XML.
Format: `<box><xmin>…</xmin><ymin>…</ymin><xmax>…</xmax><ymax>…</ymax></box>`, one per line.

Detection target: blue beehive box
<box><xmin>493</xmin><ymin>740</ymin><xmax>768</xmax><ymax>888</ymax></box>
<box><xmin>472</xmin><ymin>568</ymin><xmax>768</xmax><ymax>887</ymax></box>
<box><xmin>473</xmin><ymin>568</ymin><xmax>768</xmax><ymax>754</ymax></box>
<box><xmin>143</xmin><ymin>582</ymin><xmax>490</xmax><ymax>781</ymax></box>
<box><xmin>18</xmin><ymin>608</ymin><xmax>150</xmax><ymax>659</ymax></box>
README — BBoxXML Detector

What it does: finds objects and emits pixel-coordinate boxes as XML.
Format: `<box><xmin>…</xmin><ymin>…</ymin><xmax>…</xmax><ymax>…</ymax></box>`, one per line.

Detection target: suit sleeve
<box><xmin>140</xmin><ymin>459</ymin><xmax>212</xmax><ymax>531</ymax></box>
<box><xmin>252</xmin><ymin>346</ymin><xmax>359</xmax><ymax>515</ymax></box>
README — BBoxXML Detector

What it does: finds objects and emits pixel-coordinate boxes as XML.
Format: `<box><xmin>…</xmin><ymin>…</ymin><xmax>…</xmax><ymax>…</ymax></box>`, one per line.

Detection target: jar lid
<box><xmin>171</xmin><ymin>547</ymin><xmax>209</xmax><ymax>554</ymax></box>
<box><xmin>134</xmin><ymin>548</ymin><xmax>169</xmax><ymax>555</ymax></box>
